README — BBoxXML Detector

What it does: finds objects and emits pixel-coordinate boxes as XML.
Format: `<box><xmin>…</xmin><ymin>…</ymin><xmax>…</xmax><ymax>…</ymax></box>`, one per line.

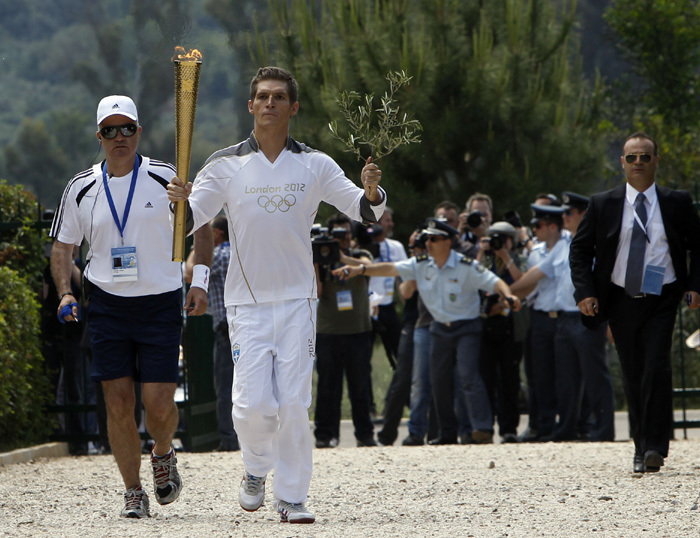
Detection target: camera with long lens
<box><xmin>467</xmin><ymin>211</ymin><xmax>484</xmax><ymax>229</ymax></box>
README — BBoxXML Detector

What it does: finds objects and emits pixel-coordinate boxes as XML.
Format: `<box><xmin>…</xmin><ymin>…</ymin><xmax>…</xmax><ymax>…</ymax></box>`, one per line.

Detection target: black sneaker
<box><xmin>356</xmin><ymin>437</ymin><xmax>378</xmax><ymax>447</ymax></box>
<box><xmin>401</xmin><ymin>434</ymin><xmax>425</xmax><ymax>446</ymax></box>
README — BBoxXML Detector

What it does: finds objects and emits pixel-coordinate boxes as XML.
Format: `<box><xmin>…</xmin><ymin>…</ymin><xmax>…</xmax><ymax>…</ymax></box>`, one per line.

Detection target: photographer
<box><xmin>313</xmin><ymin>214</ymin><xmax>377</xmax><ymax>448</ymax></box>
<box><xmin>465</xmin><ymin>192</ymin><xmax>493</xmax><ymax>258</ymax></box>
<box><xmin>478</xmin><ymin>222</ymin><xmax>529</xmax><ymax>443</ymax></box>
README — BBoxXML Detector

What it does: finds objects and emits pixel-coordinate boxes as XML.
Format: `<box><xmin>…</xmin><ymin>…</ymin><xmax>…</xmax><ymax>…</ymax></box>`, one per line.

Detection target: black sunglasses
<box><xmin>426</xmin><ymin>235</ymin><xmax>448</xmax><ymax>243</ymax></box>
<box><xmin>100</xmin><ymin>123</ymin><xmax>138</xmax><ymax>139</ymax></box>
<box><xmin>624</xmin><ymin>153</ymin><xmax>653</xmax><ymax>164</ymax></box>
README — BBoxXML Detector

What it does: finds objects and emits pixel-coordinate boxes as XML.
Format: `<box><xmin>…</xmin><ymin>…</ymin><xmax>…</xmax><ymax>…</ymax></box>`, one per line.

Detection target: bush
<box><xmin>0</xmin><ymin>266</ymin><xmax>54</xmax><ymax>451</ymax></box>
<box><xmin>0</xmin><ymin>179</ymin><xmax>47</xmax><ymax>293</ymax></box>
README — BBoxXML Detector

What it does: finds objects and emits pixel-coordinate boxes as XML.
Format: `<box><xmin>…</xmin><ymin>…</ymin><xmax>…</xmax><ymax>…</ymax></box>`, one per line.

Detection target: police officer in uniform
<box><xmin>516</xmin><ymin>204</ymin><xmax>567</xmax><ymax>441</ymax></box>
<box><xmin>512</xmin><ymin>197</ymin><xmax>615</xmax><ymax>442</ymax></box>
<box><xmin>334</xmin><ymin>218</ymin><xmax>521</xmax><ymax>445</ymax></box>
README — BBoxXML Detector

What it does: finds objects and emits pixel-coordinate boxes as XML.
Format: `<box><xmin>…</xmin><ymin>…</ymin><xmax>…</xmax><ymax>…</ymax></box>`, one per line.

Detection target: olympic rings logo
<box><xmin>257</xmin><ymin>194</ymin><xmax>297</xmax><ymax>213</ymax></box>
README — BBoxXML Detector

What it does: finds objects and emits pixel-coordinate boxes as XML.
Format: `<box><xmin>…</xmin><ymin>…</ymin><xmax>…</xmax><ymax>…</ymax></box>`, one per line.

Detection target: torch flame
<box><xmin>172</xmin><ymin>46</ymin><xmax>202</xmax><ymax>62</ymax></box>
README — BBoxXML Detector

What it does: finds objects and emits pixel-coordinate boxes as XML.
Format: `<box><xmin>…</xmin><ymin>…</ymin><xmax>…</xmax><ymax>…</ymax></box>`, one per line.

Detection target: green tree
<box><xmin>213</xmin><ymin>0</ymin><xmax>610</xmax><ymax>237</ymax></box>
<box><xmin>604</xmin><ymin>0</ymin><xmax>700</xmax><ymax>190</ymax></box>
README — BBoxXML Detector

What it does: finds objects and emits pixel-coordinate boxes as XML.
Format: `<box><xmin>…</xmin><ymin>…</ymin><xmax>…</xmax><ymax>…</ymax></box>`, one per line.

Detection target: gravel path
<box><xmin>2</xmin><ymin>439</ymin><xmax>700</xmax><ymax>537</ymax></box>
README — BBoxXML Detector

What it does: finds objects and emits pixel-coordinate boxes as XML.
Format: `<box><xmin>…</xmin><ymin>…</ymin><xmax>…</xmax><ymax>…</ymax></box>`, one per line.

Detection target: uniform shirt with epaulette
<box><xmin>527</xmin><ymin>238</ymin><xmax>567</xmax><ymax>311</ymax></box>
<box><xmin>393</xmin><ymin>249</ymin><xmax>500</xmax><ymax>323</ymax></box>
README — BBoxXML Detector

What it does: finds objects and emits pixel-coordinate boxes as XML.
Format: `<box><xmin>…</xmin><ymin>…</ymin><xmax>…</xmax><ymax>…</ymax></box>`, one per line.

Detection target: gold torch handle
<box><xmin>172</xmin><ymin>59</ymin><xmax>202</xmax><ymax>261</ymax></box>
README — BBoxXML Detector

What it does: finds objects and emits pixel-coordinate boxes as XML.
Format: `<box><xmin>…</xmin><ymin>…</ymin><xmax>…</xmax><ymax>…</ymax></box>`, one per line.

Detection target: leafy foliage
<box><xmin>242</xmin><ymin>0</ymin><xmax>611</xmax><ymax>238</ymax></box>
<box><xmin>0</xmin><ymin>266</ymin><xmax>54</xmax><ymax>451</ymax></box>
<box><xmin>329</xmin><ymin>70</ymin><xmax>422</xmax><ymax>162</ymax></box>
<box><xmin>0</xmin><ymin>181</ymin><xmax>47</xmax><ymax>294</ymax></box>
<box><xmin>604</xmin><ymin>0</ymin><xmax>700</xmax><ymax>191</ymax></box>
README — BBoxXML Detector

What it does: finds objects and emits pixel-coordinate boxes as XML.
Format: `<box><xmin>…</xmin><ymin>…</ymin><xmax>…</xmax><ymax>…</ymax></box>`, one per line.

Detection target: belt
<box><xmin>533</xmin><ymin>309</ymin><xmax>561</xmax><ymax>319</ymax></box>
<box><xmin>436</xmin><ymin>319</ymin><xmax>471</xmax><ymax>328</ymax></box>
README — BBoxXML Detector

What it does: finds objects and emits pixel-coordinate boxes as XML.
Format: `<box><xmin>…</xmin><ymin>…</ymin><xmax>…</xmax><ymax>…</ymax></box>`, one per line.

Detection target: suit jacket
<box><xmin>569</xmin><ymin>182</ymin><xmax>700</xmax><ymax>328</ymax></box>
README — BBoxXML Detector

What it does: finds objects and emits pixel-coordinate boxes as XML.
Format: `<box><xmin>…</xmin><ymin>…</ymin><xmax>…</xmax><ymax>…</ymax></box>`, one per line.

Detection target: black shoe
<box><xmin>315</xmin><ymin>438</ymin><xmax>339</xmax><ymax>449</ymax></box>
<box><xmin>633</xmin><ymin>452</ymin><xmax>644</xmax><ymax>473</ymax></box>
<box><xmin>356</xmin><ymin>437</ymin><xmax>378</xmax><ymax>447</ymax></box>
<box><xmin>427</xmin><ymin>437</ymin><xmax>458</xmax><ymax>446</ymax></box>
<box><xmin>501</xmin><ymin>433</ymin><xmax>519</xmax><ymax>444</ymax></box>
<box><xmin>401</xmin><ymin>434</ymin><xmax>425</xmax><ymax>446</ymax></box>
<box><xmin>644</xmin><ymin>450</ymin><xmax>664</xmax><ymax>473</ymax></box>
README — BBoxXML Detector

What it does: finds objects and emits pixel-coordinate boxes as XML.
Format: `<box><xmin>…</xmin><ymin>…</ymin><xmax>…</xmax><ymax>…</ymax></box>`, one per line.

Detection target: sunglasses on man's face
<box><xmin>426</xmin><ymin>235</ymin><xmax>448</xmax><ymax>243</ymax></box>
<box><xmin>624</xmin><ymin>153</ymin><xmax>653</xmax><ymax>164</ymax></box>
<box><xmin>99</xmin><ymin>123</ymin><xmax>138</xmax><ymax>139</ymax></box>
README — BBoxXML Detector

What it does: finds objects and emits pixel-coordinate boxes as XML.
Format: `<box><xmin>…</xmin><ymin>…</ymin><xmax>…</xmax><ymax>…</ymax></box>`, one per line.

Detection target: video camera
<box><xmin>311</xmin><ymin>224</ymin><xmax>341</xmax><ymax>266</ymax></box>
<box><xmin>353</xmin><ymin>221</ymin><xmax>382</xmax><ymax>259</ymax></box>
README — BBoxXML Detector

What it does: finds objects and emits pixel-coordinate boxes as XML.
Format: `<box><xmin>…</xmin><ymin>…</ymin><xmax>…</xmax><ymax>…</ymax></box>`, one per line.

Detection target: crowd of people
<box><xmin>327</xmin><ymin>191</ymin><xmax>610</xmax><ymax>449</ymax></box>
<box><xmin>44</xmin><ymin>57</ymin><xmax>700</xmax><ymax>527</ymax></box>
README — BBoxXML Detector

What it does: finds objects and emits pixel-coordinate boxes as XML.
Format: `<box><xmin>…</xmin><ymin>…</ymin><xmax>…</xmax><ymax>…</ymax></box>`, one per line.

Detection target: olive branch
<box><xmin>328</xmin><ymin>70</ymin><xmax>422</xmax><ymax>162</ymax></box>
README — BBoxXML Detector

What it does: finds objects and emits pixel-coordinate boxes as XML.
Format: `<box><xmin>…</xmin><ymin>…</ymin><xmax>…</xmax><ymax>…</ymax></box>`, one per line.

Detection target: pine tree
<box><xmin>220</xmin><ymin>0</ymin><xmax>610</xmax><ymax>234</ymax></box>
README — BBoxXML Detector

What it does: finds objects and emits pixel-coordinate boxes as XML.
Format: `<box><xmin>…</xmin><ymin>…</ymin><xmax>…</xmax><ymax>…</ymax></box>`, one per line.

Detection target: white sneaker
<box><xmin>120</xmin><ymin>486</ymin><xmax>150</xmax><ymax>518</ymax></box>
<box><xmin>239</xmin><ymin>473</ymin><xmax>266</xmax><ymax>511</ymax></box>
<box><xmin>272</xmin><ymin>499</ymin><xmax>315</xmax><ymax>524</ymax></box>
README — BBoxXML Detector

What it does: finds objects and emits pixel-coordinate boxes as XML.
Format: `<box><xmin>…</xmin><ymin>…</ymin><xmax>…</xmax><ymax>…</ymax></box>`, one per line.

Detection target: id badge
<box><xmin>383</xmin><ymin>277</ymin><xmax>394</xmax><ymax>300</ymax></box>
<box><xmin>336</xmin><ymin>290</ymin><xmax>353</xmax><ymax>311</ymax></box>
<box><xmin>641</xmin><ymin>264</ymin><xmax>664</xmax><ymax>295</ymax></box>
<box><xmin>111</xmin><ymin>246</ymin><xmax>138</xmax><ymax>282</ymax></box>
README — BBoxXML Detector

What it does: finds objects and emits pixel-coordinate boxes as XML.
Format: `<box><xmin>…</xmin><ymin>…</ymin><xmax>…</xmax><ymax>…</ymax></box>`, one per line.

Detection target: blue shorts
<box><xmin>88</xmin><ymin>286</ymin><xmax>182</xmax><ymax>383</ymax></box>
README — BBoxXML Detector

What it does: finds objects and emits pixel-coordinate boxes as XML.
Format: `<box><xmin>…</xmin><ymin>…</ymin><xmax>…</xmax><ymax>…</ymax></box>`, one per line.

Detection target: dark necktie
<box><xmin>624</xmin><ymin>193</ymin><xmax>648</xmax><ymax>296</ymax></box>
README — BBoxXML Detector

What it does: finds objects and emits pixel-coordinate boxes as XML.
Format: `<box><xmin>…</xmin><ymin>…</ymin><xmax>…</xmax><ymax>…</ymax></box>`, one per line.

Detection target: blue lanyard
<box><xmin>380</xmin><ymin>240</ymin><xmax>391</xmax><ymax>262</ymax></box>
<box><xmin>102</xmin><ymin>156</ymin><xmax>139</xmax><ymax>245</ymax></box>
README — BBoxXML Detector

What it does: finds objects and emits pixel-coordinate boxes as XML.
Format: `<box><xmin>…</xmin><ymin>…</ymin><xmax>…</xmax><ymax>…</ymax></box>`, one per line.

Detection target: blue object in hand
<box><xmin>58</xmin><ymin>302</ymin><xmax>79</xmax><ymax>323</ymax></box>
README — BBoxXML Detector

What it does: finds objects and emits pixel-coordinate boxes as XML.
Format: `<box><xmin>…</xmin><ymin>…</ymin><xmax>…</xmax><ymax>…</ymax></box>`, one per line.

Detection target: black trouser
<box><xmin>314</xmin><ymin>332</ymin><xmax>374</xmax><ymax>442</ymax></box>
<box><xmin>480</xmin><ymin>315</ymin><xmax>522</xmax><ymax>437</ymax></box>
<box><xmin>529</xmin><ymin>310</ymin><xmax>558</xmax><ymax>437</ymax></box>
<box><xmin>553</xmin><ymin>314</ymin><xmax>615</xmax><ymax>441</ymax></box>
<box><xmin>607</xmin><ymin>283</ymin><xmax>679</xmax><ymax>456</ymax></box>
<box><xmin>377</xmin><ymin>323</ymin><xmax>415</xmax><ymax>445</ymax></box>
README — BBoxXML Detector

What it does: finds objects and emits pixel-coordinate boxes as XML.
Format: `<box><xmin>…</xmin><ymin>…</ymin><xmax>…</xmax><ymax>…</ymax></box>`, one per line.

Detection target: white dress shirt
<box><xmin>611</xmin><ymin>182</ymin><xmax>676</xmax><ymax>288</ymax></box>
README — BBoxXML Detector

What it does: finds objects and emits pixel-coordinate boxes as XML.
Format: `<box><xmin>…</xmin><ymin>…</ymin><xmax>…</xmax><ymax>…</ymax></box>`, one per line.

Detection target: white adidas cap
<box><xmin>96</xmin><ymin>95</ymin><xmax>139</xmax><ymax>126</ymax></box>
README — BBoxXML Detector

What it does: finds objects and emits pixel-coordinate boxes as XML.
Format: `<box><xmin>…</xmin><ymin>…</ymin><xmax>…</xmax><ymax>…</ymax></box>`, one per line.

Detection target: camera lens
<box><xmin>489</xmin><ymin>235</ymin><xmax>504</xmax><ymax>250</ymax></box>
<box><xmin>467</xmin><ymin>211</ymin><xmax>483</xmax><ymax>228</ymax></box>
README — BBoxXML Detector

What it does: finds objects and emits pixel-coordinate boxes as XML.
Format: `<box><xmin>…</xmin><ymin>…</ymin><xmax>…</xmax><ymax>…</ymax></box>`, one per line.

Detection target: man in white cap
<box><xmin>51</xmin><ymin>95</ymin><xmax>213</xmax><ymax>518</ymax></box>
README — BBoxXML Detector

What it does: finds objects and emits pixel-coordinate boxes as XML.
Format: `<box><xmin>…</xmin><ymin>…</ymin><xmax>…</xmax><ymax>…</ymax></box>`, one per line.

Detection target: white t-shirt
<box><xmin>187</xmin><ymin>134</ymin><xmax>386</xmax><ymax>306</ymax></box>
<box><xmin>369</xmin><ymin>238</ymin><xmax>407</xmax><ymax>305</ymax></box>
<box><xmin>51</xmin><ymin>155</ymin><xmax>182</xmax><ymax>296</ymax></box>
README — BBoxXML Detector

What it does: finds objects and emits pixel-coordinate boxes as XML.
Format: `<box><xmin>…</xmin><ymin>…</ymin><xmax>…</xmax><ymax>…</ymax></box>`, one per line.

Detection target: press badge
<box><xmin>641</xmin><ymin>264</ymin><xmax>664</xmax><ymax>295</ymax></box>
<box><xmin>336</xmin><ymin>290</ymin><xmax>353</xmax><ymax>311</ymax></box>
<box><xmin>111</xmin><ymin>246</ymin><xmax>138</xmax><ymax>281</ymax></box>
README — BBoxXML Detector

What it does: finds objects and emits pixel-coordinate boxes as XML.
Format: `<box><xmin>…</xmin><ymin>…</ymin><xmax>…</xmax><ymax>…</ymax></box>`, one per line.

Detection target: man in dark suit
<box><xmin>570</xmin><ymin>132</ymin><xmax>700</xmax><ymax>473</ymax></box>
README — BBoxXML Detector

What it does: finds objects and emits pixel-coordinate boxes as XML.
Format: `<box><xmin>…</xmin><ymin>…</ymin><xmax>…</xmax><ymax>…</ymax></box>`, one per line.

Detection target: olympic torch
<box><xmin>172</xmin><ymin>47</ymin><xmax>202</xmax><ymax>261</ymax></box>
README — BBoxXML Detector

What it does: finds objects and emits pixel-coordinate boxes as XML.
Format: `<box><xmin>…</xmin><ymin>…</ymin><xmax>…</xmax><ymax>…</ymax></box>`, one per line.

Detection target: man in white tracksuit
<box><xmin>168</xmin><ymin>66</ymin><xmax>386</xmax><ymax>524</ymax></box>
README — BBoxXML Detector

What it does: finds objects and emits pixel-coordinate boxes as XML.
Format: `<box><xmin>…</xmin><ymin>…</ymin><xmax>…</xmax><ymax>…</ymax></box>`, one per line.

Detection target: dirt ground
<box><xmin>2</xmin><ymin>438</ymin><xmax>700</xmax><ymax>538</ymax></box>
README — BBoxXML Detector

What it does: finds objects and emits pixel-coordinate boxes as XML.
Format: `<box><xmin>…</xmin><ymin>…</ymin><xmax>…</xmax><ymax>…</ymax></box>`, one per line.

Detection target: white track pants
<box><xmin>227</xmin><ymin>299</ymin><xmax>316</xmax><ymax>503</ymax></box>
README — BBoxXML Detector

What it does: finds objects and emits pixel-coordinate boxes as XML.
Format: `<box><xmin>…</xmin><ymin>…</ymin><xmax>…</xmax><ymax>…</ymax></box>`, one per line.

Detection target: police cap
<box><xmin>530</xmin><ymin>204</ymin><xmax>566</xmax><ymax>226</ymax></box>
<box><xmin>423</xmin><ymin>217</ymin><xmax>458</xmax><ymax>237</ymax></box>
<box><xmin>561</xmin><ymin>191</ymin><xmax>589</xmax><ymax>211</ymax></box>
